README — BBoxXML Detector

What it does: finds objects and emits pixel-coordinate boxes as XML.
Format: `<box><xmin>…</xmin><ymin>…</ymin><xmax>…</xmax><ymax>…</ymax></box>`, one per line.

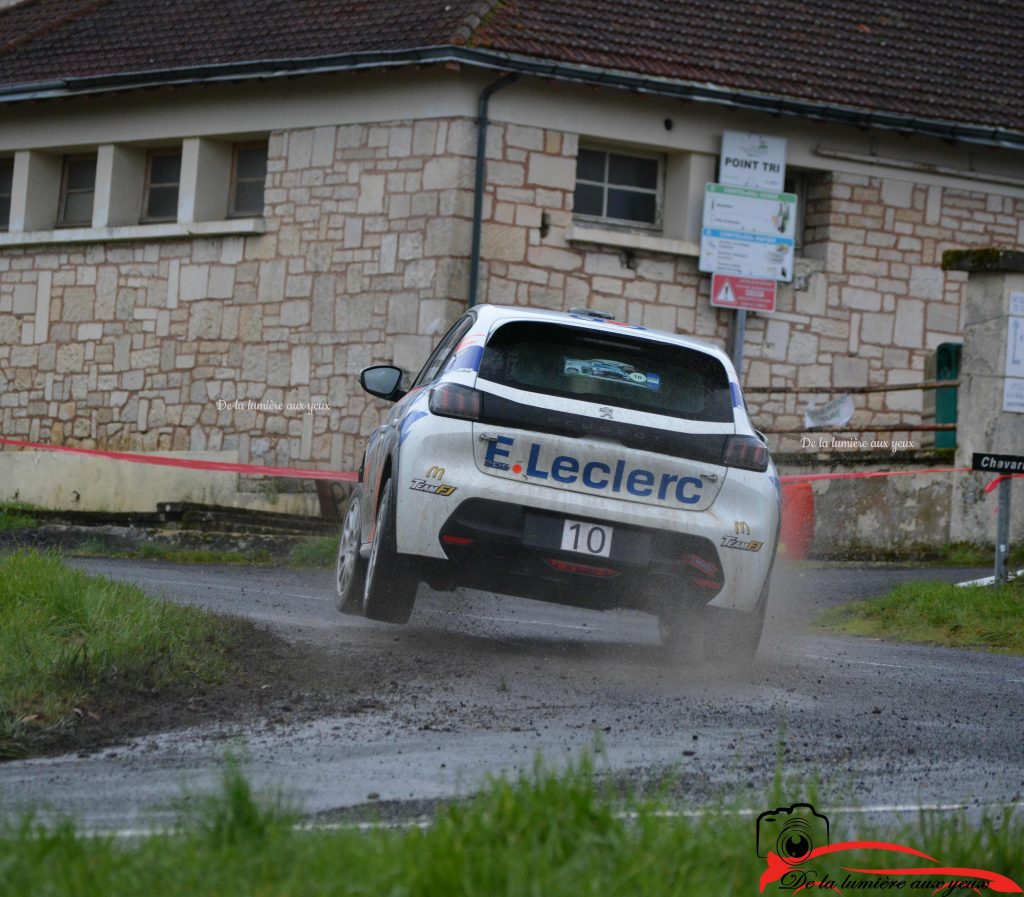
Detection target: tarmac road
<box><xmin>2</xmin><ymin>557</ymin><xmax>1022</xmax><ymax>832</ymax></box>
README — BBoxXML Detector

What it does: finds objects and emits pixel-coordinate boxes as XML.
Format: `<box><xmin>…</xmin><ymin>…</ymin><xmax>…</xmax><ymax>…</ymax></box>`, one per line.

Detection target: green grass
<box><xmin>815</xmin><ymin>578</ymin><xmax>1024</xmax><ymax>654</ymax></box>
<box><xmin>0</xmin><ymin>549</ymin><xmax>239</xmax><ymax>758</ymax></box>
<box><xmin>287</xmin><ymin>535</ymin><xmax>336</xmax><ymax>568</ymax></box>
<box><xmin>0</xmin><ymin>501</ymin><xmax>38</xmax><ymax>531</ymax></box>
<box><xmin>0</xmin><ymin>758</ymin><xmax>1020</xmax><ymax>897</ymax></box>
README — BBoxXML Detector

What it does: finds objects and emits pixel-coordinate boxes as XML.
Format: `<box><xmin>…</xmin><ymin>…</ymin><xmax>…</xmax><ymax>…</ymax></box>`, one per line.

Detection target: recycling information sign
<box><xmin>699</xmin><ymin>183</ymin><xmax>797</xmax><ymax>282</ymax></box>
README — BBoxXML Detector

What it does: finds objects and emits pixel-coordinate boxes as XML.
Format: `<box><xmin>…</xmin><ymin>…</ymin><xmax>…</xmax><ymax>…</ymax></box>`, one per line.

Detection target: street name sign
<box><xmin>972</xmin><ymin>452</ymin><xmax>1024</xmax><ymax>472</ymax></box>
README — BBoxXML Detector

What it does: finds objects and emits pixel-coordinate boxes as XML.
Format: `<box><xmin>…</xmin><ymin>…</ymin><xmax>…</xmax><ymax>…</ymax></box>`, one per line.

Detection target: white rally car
<box><xmin>335</xmin><ymin>304</ymin><xmax>780</xmax><ymax>658</ymax></box>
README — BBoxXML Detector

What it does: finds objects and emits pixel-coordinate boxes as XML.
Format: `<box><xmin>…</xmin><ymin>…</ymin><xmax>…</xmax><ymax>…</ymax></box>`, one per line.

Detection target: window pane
<box><xmin>149</xmin><ymin>152</ymin><xmax>181</xmax><ymax>185</ymax></box>
<box><xmin>0</xmin><ymin>160</ymin><xmax>11</xmax><ymax>230</ymax></box>
<box><xmin>478</xmin><ymin>321</ymin><xmax>733</xmax><ymax>422</ymax></box>
<box><xmin>235</xmin><ymin>145</ymin><xmax>267</xmax><ymax>180</ymax></box>
<box><xmin>575</xmin><ymin>148</ymin><xmax>605</xmax><ymax>182</ymax></box>
<box><xmin>573</xmin><ymin>182</ymin><xmax>604</xmax><ymax>217</ymax></box>
<box><xmin>62</xmin><ymin>191</ymin><xmax>94</xmax><ymax>225</ymax></box>
<box><xmin>607</xmin><ymin>188</ymin><xmax>656</xmax><ymax>224</ymax></box>
<box><xmin>608</xmin><ymin>153</ymin><xmax>658</xmax><ymax>189</ymax></box>
<box><xmin>232</xmin><ymin>180</ymin><xmax>264</xmax><ymax>215</ymax></box>
<box><xmin>146</xmin><ymin>185</ymin><xmax>179</xmax><ymax>220</ymax></box>
<box><xmin>65</xmin><ymin>157</ymin><xmax>96</xmax><ymax>191</ymax></box>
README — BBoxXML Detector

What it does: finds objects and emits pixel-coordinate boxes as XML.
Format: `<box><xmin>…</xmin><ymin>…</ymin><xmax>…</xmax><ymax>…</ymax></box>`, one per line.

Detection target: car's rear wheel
<box><xmin>703</xmin><ymin>577</ymin><xmax>769</xmax><ymax>663</ymax></box>
<box><xmin>658</xmin><ymin>607</ymin><xmax>707</xmax><ymax>662</ymax></box>
<box><xmin>335</xmin><ymin>485</ymin><xmax>366</xmax><ymax>615</ymax></box>
<box><xmin>362</xmin><ymin>477</ymin><xmax>419</xmax><ymax>624</ymax></box>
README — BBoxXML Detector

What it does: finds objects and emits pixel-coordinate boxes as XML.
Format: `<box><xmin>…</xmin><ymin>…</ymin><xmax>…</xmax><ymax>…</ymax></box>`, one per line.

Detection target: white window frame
<box><xmin>228</xmin><ymin>141</ymin><xmax>269</xmax><ymax>219</ymax></box>
<box><xmin>140</xmin><ymin>147</ymin><xmax>183</xmax><ymax>224</ymax></box>
<box><xmin>573</xmin><ymin>144</ymin><xmax>664</xmax><ymax>231</ymax></box>
<box><xmin>57</xmin><ymin>153</ymin><xmax>98</xmax><ymax>228</ymax></box>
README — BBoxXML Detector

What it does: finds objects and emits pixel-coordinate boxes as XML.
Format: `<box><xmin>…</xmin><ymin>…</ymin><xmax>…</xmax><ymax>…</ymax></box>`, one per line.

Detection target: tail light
<box><xmin>544</xmin><ymin>558</ymin><xmax>619</xmax><ymax>578</ymax></box>
<box><xmin>722</xmin><ymin>435</ymin><xmax>769</xmax><ymax>472</ymax></box>
<box><xmin>681</xmin><ymin>553</ymin><xmax>723</xmax><ymax>590</ymax></box>
<box><xmin>429</xmin><ymin>383</ymin><xmax>482</xmax><ymax>421</ymax></box>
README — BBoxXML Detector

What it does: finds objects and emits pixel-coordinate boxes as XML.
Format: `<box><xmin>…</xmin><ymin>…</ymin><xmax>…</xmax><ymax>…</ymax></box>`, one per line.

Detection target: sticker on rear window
<box><xmin>564</xmin><ymin>358</ymin><xmax>661</xmax><ymax>392</ymax></box>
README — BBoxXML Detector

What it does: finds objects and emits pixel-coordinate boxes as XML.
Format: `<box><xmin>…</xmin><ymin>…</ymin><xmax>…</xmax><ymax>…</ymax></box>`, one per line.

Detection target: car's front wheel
<box><xmin>335</xmin><ymin>485</ymin><xmax>366</xmax><ymax>615</ymax></box>
<box><xmin>362</xmin><ymin>477</ymin><xmax>419</xmax><ymax>624</ymax></box>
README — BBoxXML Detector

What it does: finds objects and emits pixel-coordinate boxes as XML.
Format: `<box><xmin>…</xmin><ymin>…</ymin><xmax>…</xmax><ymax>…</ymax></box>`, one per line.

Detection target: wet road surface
<box><xmin>2</xmin><ymin>558</ymin><xmax>1022</xmax><ymax>831</ymax></box>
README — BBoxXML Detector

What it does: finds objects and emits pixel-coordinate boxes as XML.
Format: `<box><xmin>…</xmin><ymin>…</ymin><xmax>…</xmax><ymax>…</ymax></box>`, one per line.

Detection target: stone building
<box><xmin>1</xmin><ymin>0</ymin><xmax>1022</xmax><ymax>515</ymax></box>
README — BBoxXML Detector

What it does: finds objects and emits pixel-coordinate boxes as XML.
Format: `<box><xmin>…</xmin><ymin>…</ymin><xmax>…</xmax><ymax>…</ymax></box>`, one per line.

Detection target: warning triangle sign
<box><xmin>710</xmin><ymin>273</ymin><xmax>777</xmax><ymax>312</ymax></box>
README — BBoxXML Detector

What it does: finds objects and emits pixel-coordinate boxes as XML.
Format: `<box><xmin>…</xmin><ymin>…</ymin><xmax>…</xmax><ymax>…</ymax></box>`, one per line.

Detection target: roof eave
<box><xmin>0</xmin><ymin>45</ymin><xmax>1020</xmax><ymax>151</ymax></box>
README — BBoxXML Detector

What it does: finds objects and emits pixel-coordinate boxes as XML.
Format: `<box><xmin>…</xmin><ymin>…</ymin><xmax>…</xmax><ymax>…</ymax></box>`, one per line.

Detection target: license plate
<box><xmin>560</xmin><ymin>519</ymin><xmax>613</xmax><ymax>558</ymax></box>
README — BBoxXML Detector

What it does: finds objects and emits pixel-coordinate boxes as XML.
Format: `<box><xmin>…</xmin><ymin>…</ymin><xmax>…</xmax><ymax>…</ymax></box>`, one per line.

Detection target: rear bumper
<box><xmin>424</xmin><ymin>497</ymin><xmax>724</xmax><ymax>613</ymax></box>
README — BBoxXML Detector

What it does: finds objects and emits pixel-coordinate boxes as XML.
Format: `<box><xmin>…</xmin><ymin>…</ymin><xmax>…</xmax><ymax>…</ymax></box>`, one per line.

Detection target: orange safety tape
<box><xmin>0</xmin><ymin>436</ymin><xmax>357</xmax><ymax>482</ymax></box>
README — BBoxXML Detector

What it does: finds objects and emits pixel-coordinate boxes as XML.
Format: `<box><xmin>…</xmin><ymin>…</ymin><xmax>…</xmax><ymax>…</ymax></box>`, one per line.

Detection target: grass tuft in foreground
<box><xmin>0</xmin><ymin>549</ymin><xmax>238</xmax><ymax>758</ymax></box>
<box><xmin>286</xmin><ymin>535</ymin><xmax>337</xmax><ymax>568</ymax></box>
<box><xmin>1</xmin><ymin>757</ymin><xmax>1021</xmax><ymax>897</ymax></box>
<box><xmin>0</xmin><ymin>501</ymin><xmax>39</xmax><ymax>531</ymax></box>
<box><xmin>815</xmin><ymin>577</ymin><xmax>1024</xmax><ymax>654</ymax></box>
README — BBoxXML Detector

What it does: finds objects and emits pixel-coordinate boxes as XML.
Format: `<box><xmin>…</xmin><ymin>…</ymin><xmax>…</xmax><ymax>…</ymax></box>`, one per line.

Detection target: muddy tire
<box><xmin>362</xmin><ymin>478</ymin><xmax>419</xmax><ymax>624</ymax></box>
<box><xmin>658</xmin><ymin>608</ymin><xmax>708</xmax><ymax>663</ymax></box>
<box><xmin>335</xmin><ymin>486</ymin><xmax>367</xmax><ymax>615</ymax></box>
<box><xmin>704</xmin><ymin>577</ymin><xmax>769</xmax><ymax>663</ymax></box>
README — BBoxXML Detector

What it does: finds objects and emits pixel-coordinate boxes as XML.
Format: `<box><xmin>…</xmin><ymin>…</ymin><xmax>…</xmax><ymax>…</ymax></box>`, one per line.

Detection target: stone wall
<box><xmin>743</xmin><ymin>175</ymin><xmax>1024</xmax><ymax>451</ymax></box>
<box><xmin>2</xmin><ymin>113</ymin><xmax>1024</xmax><ymax>514</ymax></box>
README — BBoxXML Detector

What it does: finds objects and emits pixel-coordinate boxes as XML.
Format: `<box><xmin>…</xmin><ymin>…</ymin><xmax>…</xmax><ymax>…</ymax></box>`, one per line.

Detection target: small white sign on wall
<box><xmin>1003</xmin><ymin>377</ymin><xmax>1024</xmax><ymax>414</ymax></box>
<box><xmin>1006</xmin><ymin>316</ymin><xmax>1024</xmax><ymax>380</ymax></box>
<box><xmin>719</xmin><ymin>131</ymin><xmax>787</xmax><ymax>192</ymax></box>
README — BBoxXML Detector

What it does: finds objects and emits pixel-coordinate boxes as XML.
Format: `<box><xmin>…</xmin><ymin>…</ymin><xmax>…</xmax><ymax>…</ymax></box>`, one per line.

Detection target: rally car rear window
<box><xmin>477</xmin><ymin>321</ymin><xmax>734</xmax><ymax>422</ymax></box>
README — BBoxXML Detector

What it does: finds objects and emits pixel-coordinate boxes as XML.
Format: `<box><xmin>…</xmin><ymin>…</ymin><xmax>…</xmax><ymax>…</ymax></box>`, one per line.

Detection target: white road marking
<box><xmin>955</xmin><ymin>568</ymin><xmax>1023</xmax><ymax>587</ymax></box>
<box><xmin>87</xmin><ymin>800</ymin><xmax>1024</xmax><ymax>839</ymax></box>
<box><xmin>802</xmin><ymin>653</ymin><xmax>1024</xmax><ymax>684</ymax></box>
<box><xmin>801</xmin><ymin>653</ymin><xmax>909</xmax><ymax>671</ymax></box>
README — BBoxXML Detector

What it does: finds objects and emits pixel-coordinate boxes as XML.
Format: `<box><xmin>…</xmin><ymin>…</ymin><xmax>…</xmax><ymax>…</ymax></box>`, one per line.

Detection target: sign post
<box><xmin>971</xmin><ymin>452</ymin><xmax>1024</xmax><ymax>582</ymax></box>
<box><xmin>703</xmin><ymin>131</ymin><xmax>793</xmax><ymax>373</ymax></box>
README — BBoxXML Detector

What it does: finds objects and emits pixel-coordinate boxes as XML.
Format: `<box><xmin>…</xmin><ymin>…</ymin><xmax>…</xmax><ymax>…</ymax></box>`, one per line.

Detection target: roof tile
<box><xmin>0</xmin><ymin>0</ymin><xmax>1020</xmax><ymax>132</ymax></box>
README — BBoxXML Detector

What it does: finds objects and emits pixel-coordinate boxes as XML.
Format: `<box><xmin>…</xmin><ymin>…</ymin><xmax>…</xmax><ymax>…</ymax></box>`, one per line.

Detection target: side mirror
<box><xmin>360</xmin><ymin>365</ymin><xmax>407</xmax><ymax>402</ymax></box>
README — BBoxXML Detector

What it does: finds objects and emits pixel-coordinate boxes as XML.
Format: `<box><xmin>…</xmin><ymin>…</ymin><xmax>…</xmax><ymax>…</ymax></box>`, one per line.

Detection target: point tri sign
<box><xmin>719</xmin><ymin>131</ymin><xmax>787</xmax><ymax>191</ymax></box>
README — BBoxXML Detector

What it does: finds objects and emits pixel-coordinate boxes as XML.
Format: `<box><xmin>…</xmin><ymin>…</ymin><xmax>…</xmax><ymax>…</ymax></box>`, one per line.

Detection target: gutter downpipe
<box><xmin>468</xmin><ymin>72</ymin><xmax>519</xmax><ymax>308</ymax></box>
